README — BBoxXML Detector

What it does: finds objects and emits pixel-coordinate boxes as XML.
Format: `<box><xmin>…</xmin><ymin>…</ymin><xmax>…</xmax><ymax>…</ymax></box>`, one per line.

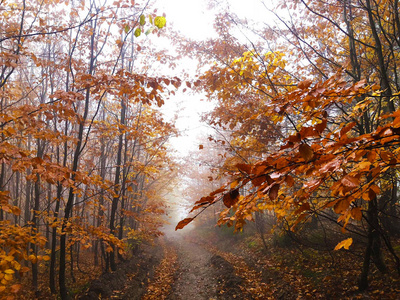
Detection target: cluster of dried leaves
<box><xmin>142</xmin><ymin>240</ymin><xmax>178</xmax><ymax>300</ymax></box>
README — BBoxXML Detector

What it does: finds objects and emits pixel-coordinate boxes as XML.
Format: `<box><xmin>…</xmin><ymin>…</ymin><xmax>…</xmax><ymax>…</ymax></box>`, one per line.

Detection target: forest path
<box><xmin>166</xmin><ymin>236</ymin><xmax>219</xmax><ymax>300</ymax></box>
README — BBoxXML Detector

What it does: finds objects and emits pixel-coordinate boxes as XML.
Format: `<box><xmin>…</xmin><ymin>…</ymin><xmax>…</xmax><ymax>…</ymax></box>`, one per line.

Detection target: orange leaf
<box><xmin>299</xmin><ymin>143</ymin><xmax>314</xmax><ymax>161</ymax></box>
<box><xmin>334</xmin><ymin>238</ymin><xmax>353</xmax><ymax>250</ymax></box>
<box><xmin>10</xmin><ymin>284</ymin><xmax>21</xmax><ymax>293</ymax></box>
<box><xmin>294</xmin><ymin>202</ymin><xmax>311</xmax><ymax>215</ymax></box>
<box><xmin>175</xmin><ymin>218</ymin><xmax>194</xmax><ymax>230</ymax></box>
<box><xmin>334</xmin><ymin>198</ymin><xmax>350</xmax><ymax>214</ymax></box>
<box><xmin>297</xmin><ymin>79</ymin><xmax>312</xmax><ymax>89</ymax></box>
<box><xmin>340</xmin><ymin>122</ymin><xmax>356</xmax><ymax>137</ymax></box>
<box><xmin>199</xmin><ymin>144</ymin><xmax>203</xmax><ymax>150</ymax></box>
<box><xmin>351</xmin><ymin>207</ymin><xmax>362</xmax><ymax>221</ymax></box>
<box><xmin>285</xmin><ymin>175</ymin><xmax>294</xmax><ymax>187</ymax></box>
<box><xmin>341</xmin><ymin>175</ymin><xmax>359</xmax><ymax>188</ymax></box>
<box><xmin>315</xmin><ymin>118</ymin><xmax>327</xmax><ymax>134</ymax></box>
<box><xmin>236</xmin><ymin>163</ymin><xmax>252</xmax><ymax>174</ymax></box>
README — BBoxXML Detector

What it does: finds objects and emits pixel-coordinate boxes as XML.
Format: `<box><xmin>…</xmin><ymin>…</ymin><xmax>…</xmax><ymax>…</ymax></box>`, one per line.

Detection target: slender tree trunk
<box><xmin>109</xmin><ymin>97</ymin><xmax>126</xmax><ymax>271</ymax></box>
<box><xmin>59</xmin><ymin>16</ymin><xmax>96</xmax><ymax>299</ymax></box>
<box><xmin>31</xmin><ymin>139</ymin><xmax>44</xmax><ymax>296</ymax></box>
<box><xmin>359</xmin><ymin>196</ymin><xmax>387</xmax><ymax>290</ymax></box>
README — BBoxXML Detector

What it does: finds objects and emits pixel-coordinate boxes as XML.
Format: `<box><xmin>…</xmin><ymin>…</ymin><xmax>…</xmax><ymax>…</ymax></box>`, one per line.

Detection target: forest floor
<box><xmin>77</xmin><ymin>226</ymin><xmax>400</xmax><ymax>300</ymax></box>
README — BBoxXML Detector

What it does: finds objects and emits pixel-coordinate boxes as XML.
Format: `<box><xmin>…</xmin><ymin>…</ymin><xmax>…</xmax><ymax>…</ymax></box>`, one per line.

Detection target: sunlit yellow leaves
<box><xmin>28</xmin><ymin>254</ymin><xmax>37</xmax><ymax>264</ymax></box>
<box><xmin>334</xmin><ymin>238</ymin><xmax>353</xmax><ymax>250</ymax></box>
<box><xmin>140</xmin><ymin>14</ymin><xmax>146</xmax><ymax>26</ymax></box>
<box><xmin>154</xmin><ymin>16</ymin><xmax>166</xmax><ymax>29</ymax></box>
<box><xmin>134</xmin><ymin>28</ymin><xmax>141</xmax><ymax>37</ymax></box>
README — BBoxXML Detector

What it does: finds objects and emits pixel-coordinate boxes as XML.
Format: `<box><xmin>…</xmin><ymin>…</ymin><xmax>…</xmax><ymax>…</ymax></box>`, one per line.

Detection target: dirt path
<box><xmin>167</xmin><ymin>236</ymin><xmax>219</xmax><ymax>300</ymax></box>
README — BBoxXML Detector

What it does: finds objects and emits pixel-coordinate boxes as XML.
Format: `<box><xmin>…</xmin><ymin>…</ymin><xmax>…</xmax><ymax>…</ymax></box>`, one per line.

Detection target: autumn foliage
<box><xmin>0</xmin><ymin>0</ymin><xmax>176</xmax><ymax>299</ymax></box>
<box><xmin>177</xmin><ymin>0</ymin><xmax>400</xmax><ymax>291</ymax></box>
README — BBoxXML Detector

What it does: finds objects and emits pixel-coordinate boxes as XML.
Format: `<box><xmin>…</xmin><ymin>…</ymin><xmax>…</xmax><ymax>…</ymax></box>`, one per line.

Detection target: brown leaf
<box><xmin>175</xmin><ymin>218</ymin><xmax>194</xmax><ymax>230</ymax></box>
<box><xmin>236</xmin><ymin>163</ymin><xmax>252</xmax><ymax>174</ymax></box>
<box><xmin>252</xmin><ymin>175</ymin><xmax>269</xmax><ymax>187</ymax></box>
<box><xmin>341</xmin><ymin>175</ymin><xmax>359</xmax><ymax>188</ymax></box>
<box><xmin>294</xmin><ymin>202</ymin><xmax>311</xmax><ymax>215</ymax></box>
<box><xmin>299</xmin><ymin>143</ymin><xmax>314</xmax><ymax>161</ymax></box>
<box><xmin>315</xmin><ymin>118</ymin><xmax>327</xmax><ymax>134</ymax></box>
<box><xmin>269</xmin><ymin>183</ymin><xmax>280</xmax><ymax>200</ymax></box>
<box><xmin>223</xmin><ymin>189</ymin><xmax>240</xmax><ymax>208</ymax></box>
<box><xmin>297</xmin><ymin>79</ymin><xmax>312</xmax><ymax>89</ymax></box>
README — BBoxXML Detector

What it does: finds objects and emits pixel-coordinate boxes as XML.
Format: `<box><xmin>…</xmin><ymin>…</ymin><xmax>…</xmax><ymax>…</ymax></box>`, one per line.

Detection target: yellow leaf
<box><xmin>42</xmin><ymin>255</ymin><xmax>50</xmax><ymax>261</ymax></box>
<box><xmin>4</xmin><ymin>270</ymin><xmax>14</xmax><ymax>275</ymax></box>
<box><xmin>4</xmin><ymin>274</ymin><xmax>13</xmax><ymax>281</ymax></box>
<box><xmin>28</xmin><ymin>255</ymin><xmax>37</xmax><ymax>264</ymax></box>
<box><xmin>230</xmin><ymin>180</ymin><xmax>240</xmax><ymax>189</ymax></box>
<box><xmin>334</xmin><ymin>238</ymin><xmax>353</xmax><ymax>250</ymax></box>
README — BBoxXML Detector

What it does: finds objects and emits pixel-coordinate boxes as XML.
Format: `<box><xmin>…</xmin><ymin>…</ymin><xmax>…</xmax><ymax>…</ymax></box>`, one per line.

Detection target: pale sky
<box><xmin>152</xmin><ymin>0</ymin><xmax>273</xmax><ymax>156</ymax></box>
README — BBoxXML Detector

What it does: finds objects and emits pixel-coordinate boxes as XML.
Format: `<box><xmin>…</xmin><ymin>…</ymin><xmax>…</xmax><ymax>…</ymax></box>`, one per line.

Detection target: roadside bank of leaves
<box><xmin>203</xmin><ymin>243</ymin><xmax>275</xmax><ymax>299</ymax></box>
<box><xmin>221</xmin><ymin>233</ymin><xmax>400</xmax><ymax>299</ymax></box>
<box><xmin>79</xmin><ymin>241</ymin><xmax>163</xmax><ymax>300</ymax></box>
<box><xmin>142</xmin><ymin>239</ymin><xmax>178</xmax><ymax>300</ymax></box>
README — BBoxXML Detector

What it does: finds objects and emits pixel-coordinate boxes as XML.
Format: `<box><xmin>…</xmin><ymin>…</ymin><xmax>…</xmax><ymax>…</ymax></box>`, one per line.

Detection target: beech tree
<box><xmin>177</xmin><ymin>0</ymin><xmax>400</xmax><ymax>291</ymax></box>
<box><xmin>0</xmin><ymin>0</ymin><xmax>176</xmax><ymax>299</ymax></box>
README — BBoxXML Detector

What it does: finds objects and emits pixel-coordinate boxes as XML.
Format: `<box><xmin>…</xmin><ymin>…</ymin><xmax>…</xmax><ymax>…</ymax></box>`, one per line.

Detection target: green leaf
<box><xmin>134</xmin><ymin>28</ymin><xmax>141</xmax><ymax>37</ymax></box>
<box><xmin>140</xmin><ymin>15</ymin><xmax>146</xmax><ymax>26</ymax></box>
<box><xmin>124</xmin><ymin>24</ymin><xmax>130</xmax><ymax>34</ymax></box>
<box><xmin>145</xmin><ymin>28</ymin><xmax>153</xmax><ymax>35</ymax></box>
<box><xmin>154</xmin><ymin>16</ymin><xmax>166</xmax><ymax>29</ymax></box>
